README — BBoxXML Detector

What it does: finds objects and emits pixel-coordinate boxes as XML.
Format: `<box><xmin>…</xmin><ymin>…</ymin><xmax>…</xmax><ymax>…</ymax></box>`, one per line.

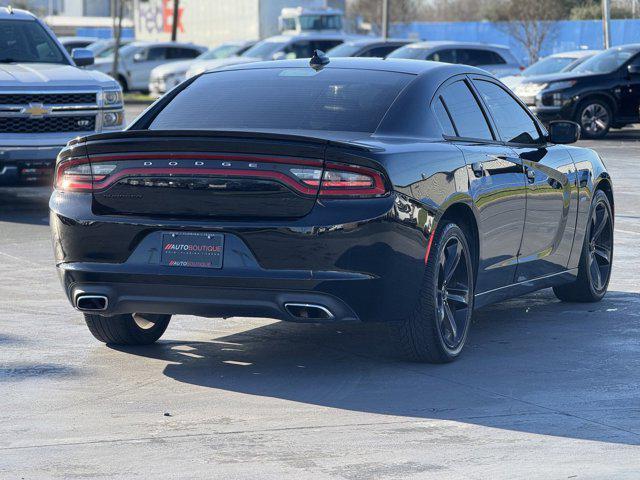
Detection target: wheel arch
<box><xmin>594</xmin><ymin>174</ymin><xmax>614</xmax><ymax>218</ymax></box>
<box><xmin>575</xmin><ymin>92</ymin><xmax>618</xmax><ymax>117</ymax></box>
<box><xmin>438</xmin><ymin>201</ymin><xmax>480</xmax><ymax>284</ymax></box>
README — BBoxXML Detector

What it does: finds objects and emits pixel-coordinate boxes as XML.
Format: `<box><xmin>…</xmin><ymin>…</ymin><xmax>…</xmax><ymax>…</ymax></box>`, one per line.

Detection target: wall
<box><xmin>391</xmin><ymin>19</ymin><xmax>640</xmax><ymax>65</ymax></box>
<box><xmin>134</xmin><ymin>0</ymin><xmax>260</xmax><ymax>47</ymax></box>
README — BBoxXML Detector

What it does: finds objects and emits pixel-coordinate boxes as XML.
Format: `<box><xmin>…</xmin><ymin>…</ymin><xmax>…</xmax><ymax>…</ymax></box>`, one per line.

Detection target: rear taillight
<box><xmin>291</xmin><ymin>162</ymin><xmax>387</xmax><ymax>197</ymax></box>
<box><xmin>55</xmin><ymin>155</ymin><xmax>388</xmax><ymax>198</ymax></box>
<box><xmin>55</xmin><ymin>158</ymin><xmax>116</xmax><ymax>192</ymax></box>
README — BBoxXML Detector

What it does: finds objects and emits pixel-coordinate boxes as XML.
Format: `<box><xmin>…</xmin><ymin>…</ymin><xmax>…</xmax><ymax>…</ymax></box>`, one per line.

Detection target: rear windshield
<box><xmin>148</xmin><ymin>67</ymin><xmax>413</xmax><ymax>133</ymax></box>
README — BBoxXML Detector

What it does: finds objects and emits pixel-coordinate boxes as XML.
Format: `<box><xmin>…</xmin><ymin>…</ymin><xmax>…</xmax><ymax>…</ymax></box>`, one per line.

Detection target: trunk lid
<box><xmin>85</xmin><ymin>131</ymin><xmax>330</xmax><ymax>219</ymax></box>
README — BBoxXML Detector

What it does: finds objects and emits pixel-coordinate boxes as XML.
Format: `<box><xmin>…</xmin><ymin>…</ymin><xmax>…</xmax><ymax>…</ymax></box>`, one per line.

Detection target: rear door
<box><xmin>131</xmin><ymin>46</ymin><xmax>169</xmax><ymax>89</ymax></box>
<box><xmin>433</xmin><ymin>77</ymin><xmax>527</xmax><ymax>292</ymax></box>
<box><xmin>471</xmin><ymin>76</ymin><xmax>578</xmax><ymax>281</ymax></box>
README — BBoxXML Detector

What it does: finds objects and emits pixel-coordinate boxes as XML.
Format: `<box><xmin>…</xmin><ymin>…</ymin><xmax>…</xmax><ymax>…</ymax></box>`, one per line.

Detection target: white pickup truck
<box><xmin>0</xmin><ymin>7</ymin><xmax>124</xmax><ymax>186</ymax></box>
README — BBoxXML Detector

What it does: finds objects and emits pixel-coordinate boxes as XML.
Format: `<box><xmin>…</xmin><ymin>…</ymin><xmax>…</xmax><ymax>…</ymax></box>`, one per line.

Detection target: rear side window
<box><xmin>168</xmin><ymin>47</ymin><xmax>201</xmax><ymax>59</ymax></box>
<box><xmin>149</xmin><ymin>68</ymin><xmax>413</xmax><ymax>133</ymax></box>
<box><xmin>433</xmin><ymin>98</ymin><xmax>456</xmax><ymax>136</ymax></box>
<box><xmin>458</xmin><ymin>49</ymin><xmax>506</xmax><ymax>66</ymax></box>
<box><xmin>361</xmin><ymin>45</ymin><xmax>401</xmax><ymax>58</ymax></box>
<box><xmin>427</xmin><ymin>49</ymin><xmax>456</xmax><ymax>63</ymax></box>
<box><xmin>439</xmin><ymin>80</ymin><xmax>493</xmax><ymax>140</ymax></box>
<box><xmin>474</xmin><ymin>80</ymin><xmax>541</xmax><ymax>144</ymax></box>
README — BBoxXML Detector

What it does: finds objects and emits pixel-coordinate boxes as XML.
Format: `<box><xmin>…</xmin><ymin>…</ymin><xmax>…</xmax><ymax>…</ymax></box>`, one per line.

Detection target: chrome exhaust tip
<box><xmin>76</xmin><ymin>295</ymin><xmax>109</xmax><ymax>311</ymax></box>
<box><xmin>284</xmin><ymin>303</ymin><xmax>334</xmax><ymax>320</ymax></box>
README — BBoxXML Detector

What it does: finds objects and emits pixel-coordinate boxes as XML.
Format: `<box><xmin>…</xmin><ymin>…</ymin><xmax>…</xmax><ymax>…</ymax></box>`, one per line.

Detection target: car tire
<box><xmin>84</xmin><ymin>313</ymin><xmax>171</xmax><ymax>345</ymax></box>
<box><xmin>396</xmin><ymin>221</ymin><xmax>475</xmax><ymax>363</ymax></box>
<box><xmin>117</xmin><ymin>74</ymin><xmax>129</xmax><ymax>93</ymax></box>
<box><xmin>553</xmin><ymin>190</ymin><xmax>613</xmax><ymax>302</ymax></box>
<box><xmin>575</xmin><ymin>99</ymin><xmax>612</xmax><ymax>139</ymax></box>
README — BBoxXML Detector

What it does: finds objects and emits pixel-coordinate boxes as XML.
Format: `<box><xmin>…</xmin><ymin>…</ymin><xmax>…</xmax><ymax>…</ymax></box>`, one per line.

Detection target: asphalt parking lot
<box><xmin>1</xmin><ymin>107</ymin><xmax>639</xmax><ymax>478</ymax></box>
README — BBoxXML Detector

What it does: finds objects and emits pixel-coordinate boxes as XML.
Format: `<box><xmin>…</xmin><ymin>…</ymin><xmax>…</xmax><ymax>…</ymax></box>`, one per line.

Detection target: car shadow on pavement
<box><xmin>0</xmin><ymin>187</ymin><xmax>50</xmax><ymax>225</ymax></box>
<box><xmin>113</xmin><ymin>288</ymin><xmax>640</xmax><ymax>446</ymax></box>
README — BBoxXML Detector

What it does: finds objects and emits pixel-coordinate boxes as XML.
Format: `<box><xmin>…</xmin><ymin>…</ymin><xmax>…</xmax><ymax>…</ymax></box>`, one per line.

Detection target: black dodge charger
<box><xmin>50</xmin><ymin>57</ymin><xmax>614</xmax><ymax>363</ymax></box>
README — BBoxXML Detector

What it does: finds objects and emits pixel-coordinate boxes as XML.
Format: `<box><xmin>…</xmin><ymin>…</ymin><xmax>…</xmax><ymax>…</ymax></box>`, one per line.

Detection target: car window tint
<box><xmin>433</xmin><ymin>97</ymin><xmax>457</xmax><ymax>136</ymax></box>
<box><xmin>149</xmin><ymin>67</ymin><xmax>413</xmax><ymax>133</ymax></box>
<box><xmin>146</xmin><ymin>47</ymin><xmax>167</xmax><ymax>61</ymax></box>
<box><xmin>474</xmin><ymin>80</ymin><xmax>541</xmax><ymax>144</ymax></box>
<box><xmin>168</xmin><ymin>47</ymin><xmax>200</xmax><ymax>59</ymax></box>
<box><xmin>440</xmin><ymin>80</ymin><xmax>493</xmax><ymax>140</ymax></box>
<box><xmin>361</xmin><ymin>45</ymin><xmax>400</xmax><ymax>58</ymax></box>
<box><xmin>458</xmin><ymin>49</ymin><xmax>506</xmax><ymax>66</ymax></box>
<box><xmin>427</xmin><ymin>49</ymin><xmax>455</xmax><ymax>63</ymax></box>
<box><xmin>313</xmin><ymin>40</ymin><xmax>342</xmax><ymax>53</ymax></box>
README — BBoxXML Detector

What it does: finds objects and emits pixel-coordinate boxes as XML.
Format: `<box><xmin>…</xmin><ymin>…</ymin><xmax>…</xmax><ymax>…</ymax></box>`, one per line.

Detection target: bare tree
<box><xmin>486</xmin><ymin>0</ymin><xmax>566</xmax><ymax>63</ymax></box>
<box><xmin>347</xmin><ymin>0</ymin><xmax>418</xmax><ymax>33</ymax></box>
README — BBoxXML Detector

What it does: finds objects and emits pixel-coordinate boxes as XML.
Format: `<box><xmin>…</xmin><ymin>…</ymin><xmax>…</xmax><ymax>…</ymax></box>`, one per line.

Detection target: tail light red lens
<box><xmin>55</xmin><ymin>158</ymin><xmax>116</xmax><ymax>191</ymax></box>
<box><xmin>55</xmin><ymin>155</ymin><xmax>388</xmax><ymax>198</ymax></box>
<box><xmin>291</xmin><ymin>162</ymin><xmax>387</xmax><ymax>197</ymax></box>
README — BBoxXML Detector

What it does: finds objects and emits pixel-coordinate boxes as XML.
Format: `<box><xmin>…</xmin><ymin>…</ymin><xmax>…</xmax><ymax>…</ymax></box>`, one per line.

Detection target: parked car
<box><xmin>51</xmin><ymin>57</ymin><xmax>613</xmax><ymax>364</ymax></box>
<box><xmin>58</xmin><ymin>35</ymin><xmax>98</xmax><ymax>54</ymax></box>
<box><xmin>517</xmin><ymin>44</ymin><xmax>640</xmax><ymax>138</ymax></box>
<box><xmin>387</xmin><ymin>41</ymin><xmax>522</xmax><ymax>77</ymax></box>
<box><xmin>502</xmin><ymin>50</ymin><xmax>599</xmax><ymax>90</ymax></box>
<box><xmin>149</xmin><ymin>40</ymin><xmax>256</xmax><ymax>97</ymax></box>
<box><xmin>326</xmin><ymin>38</ymin><xmax>413</xmax><ymax>58</ymax></box>
<box><xmin>0</xmin><ymin>7</ymin><xmax>124</xmax><ymax>186</ymax></box>
<box><xmin>185</xmin><ymin>33</ymin><xmax>350</xmax><ymax>79</ymax></box>
<box><xmin>91</xmin><ymin>41</ymin><xmax>207</xmax><ymax>92</ymax></box>
<box><xmin>86</xmin><ymin>38</ymin><xmax>134</xmax><ymax>61</ymax></box>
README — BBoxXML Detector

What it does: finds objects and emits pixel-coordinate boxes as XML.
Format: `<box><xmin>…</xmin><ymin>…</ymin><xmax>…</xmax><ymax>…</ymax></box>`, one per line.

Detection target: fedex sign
<box><xmin>137</xmin><ymin>0</ymin><xmax>185</xmax><ymax>36</ymax></box>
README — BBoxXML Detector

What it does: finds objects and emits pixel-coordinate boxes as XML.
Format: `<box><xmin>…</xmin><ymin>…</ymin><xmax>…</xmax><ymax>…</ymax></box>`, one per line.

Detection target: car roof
<box><xmin>0</xmin><ymin>6</ymin><xmax>37</xmax><ymax>20</ymax></box>
<box><xmin>211</xmin><ymin>56</ymin><xmax>488</xmax><ymax>77</ymax></box>
<box><xmin>403</xmin><ymin>40</ymin><xmax>511</xmax><ymax>51</ymax></box>
<box><xmin>548</xmin><ymin>49</ymin><xmax>600</xmax><ymax>58</ymax></box>
<box><xmin>126</xmin><ymin>41</ymin><xmax>206</xmax><ymax>49</ymax></box>
<box><xmin>59</xmin><ymin>36</ymin><xmax>98</xmax><ymax>43</ymax></box>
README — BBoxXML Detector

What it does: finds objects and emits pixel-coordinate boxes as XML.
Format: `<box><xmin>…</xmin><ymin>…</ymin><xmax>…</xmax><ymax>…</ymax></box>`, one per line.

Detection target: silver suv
<box><xmin>0</xmin><ymin>7</ymin><xmax>124</xmax><ymax>186</ymax></box>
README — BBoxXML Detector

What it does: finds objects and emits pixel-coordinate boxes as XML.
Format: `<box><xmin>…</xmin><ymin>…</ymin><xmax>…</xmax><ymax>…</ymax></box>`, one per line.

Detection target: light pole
<box><xmin>171</xmin><ymin>0</ymin><xmax>180</xmax><ymax>42</ymax></box>
<box><xmin>602</xmin><ymin>0</ymin><xmax>611</xmax><ymax>49</ymax></box>
<box><xmin>381</xmin><ymin>0</ymin><xmax>389</xmax><ymax>39</ymax></box>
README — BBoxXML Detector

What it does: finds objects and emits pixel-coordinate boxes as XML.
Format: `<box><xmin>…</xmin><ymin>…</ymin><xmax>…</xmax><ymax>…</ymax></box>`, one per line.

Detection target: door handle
<box><xmin>471</xmin><ymin>162</ymin><xmax>484</xmax><ymax>178</ymax></box>
<box><xmin>525</xmin><ymin>167</ymin><xmax>536</xmax><ymax>183</ymax></box>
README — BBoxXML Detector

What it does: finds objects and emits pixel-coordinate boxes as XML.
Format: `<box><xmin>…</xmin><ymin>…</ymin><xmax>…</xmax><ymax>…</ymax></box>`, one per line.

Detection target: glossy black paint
<box><xmin>50</xmin><ymin>58</ymin><xmax>613</xmax><ymax>322</ymax></box>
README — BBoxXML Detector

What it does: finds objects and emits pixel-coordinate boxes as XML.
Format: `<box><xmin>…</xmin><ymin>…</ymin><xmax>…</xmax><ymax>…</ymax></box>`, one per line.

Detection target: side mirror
<box><xmin>133</xmin><ymin>52</ymin><xmax>145</xmax><ymax>63</ymax></box>
<box><xmin>71</xmin><ymin>48</ymin><xmax>94</xmax><ymax>67</ymax></box>
<box><xmin>272</xmin><ymin>51</ymin><xmax>287</xmax><ymax>61</ymax></box>
<box><xmin>628</xmin><ymin>64</ymin><xmax>640</xmax><ymax>75</ymax></box>
<box><xmin>548</xmin><ymin>120</ymin><xmax>580</xmax><ymax>144</ymax></box>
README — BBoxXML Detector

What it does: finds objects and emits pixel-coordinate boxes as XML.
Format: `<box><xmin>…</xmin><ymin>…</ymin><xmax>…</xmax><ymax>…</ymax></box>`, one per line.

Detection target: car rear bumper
<box><xmin>0</xmin><ymin>145</ymin><xmax>63</xmax><ymax>185</ymax></box>
<box><xmin>51</xmin><ymin>192</ymin><xmax>433</xmax><ymax>323</ymax></box>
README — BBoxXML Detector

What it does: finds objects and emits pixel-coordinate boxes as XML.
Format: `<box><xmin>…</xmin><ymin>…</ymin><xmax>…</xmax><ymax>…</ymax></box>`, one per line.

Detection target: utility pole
<box><xmin>602</xmin><ymin>0</ymin><xmax>611</xmax><ymax>49</ymax></box>
<box><xmin>171</xmin><ymin>0</ymin><xmax>180</xmax><ymax>42</ymax></box>
<box><xmin>381</xmin><ymin>0</ymin><xmax>389</xmax><ymax>39</ymax></box>
<box><xmin>111</xmin><ymin>0</ymin><xmax>124</xmax><ymax>84</ymax></box>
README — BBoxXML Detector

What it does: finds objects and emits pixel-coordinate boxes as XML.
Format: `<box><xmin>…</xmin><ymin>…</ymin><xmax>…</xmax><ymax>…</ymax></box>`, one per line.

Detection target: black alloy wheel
<box><xmin>554</xmin><ymin>190</ymin><xmax>613</xmax><ymax>302</ymax></box>
<box><xmin>396</xmin><ymin>222</ymin><xmax>474</xmax><ymax>363</ymax></box>
<box><xmin>436</xmin><ymin>235</ymin><xmax>472</xmax><ymax>351</ymax></box>
<box><xmin>577</xmin><ymin>100</ymin><xmax>611</xmax><ymax>139</ymax></box>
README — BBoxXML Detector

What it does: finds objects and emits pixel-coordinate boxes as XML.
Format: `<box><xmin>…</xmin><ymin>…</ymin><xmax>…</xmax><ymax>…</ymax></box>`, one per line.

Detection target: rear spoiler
<box><xmin>69</xmin><ymin>129</ymin><xmax>378</xmax><ymax>153</ymax></box>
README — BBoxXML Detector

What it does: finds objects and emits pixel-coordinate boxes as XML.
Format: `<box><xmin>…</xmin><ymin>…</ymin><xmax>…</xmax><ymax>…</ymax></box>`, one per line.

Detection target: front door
<box><xmin>471</xmin><ymin>76</ymin><xmax>577</xmax><ymax>282</ymax></box>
